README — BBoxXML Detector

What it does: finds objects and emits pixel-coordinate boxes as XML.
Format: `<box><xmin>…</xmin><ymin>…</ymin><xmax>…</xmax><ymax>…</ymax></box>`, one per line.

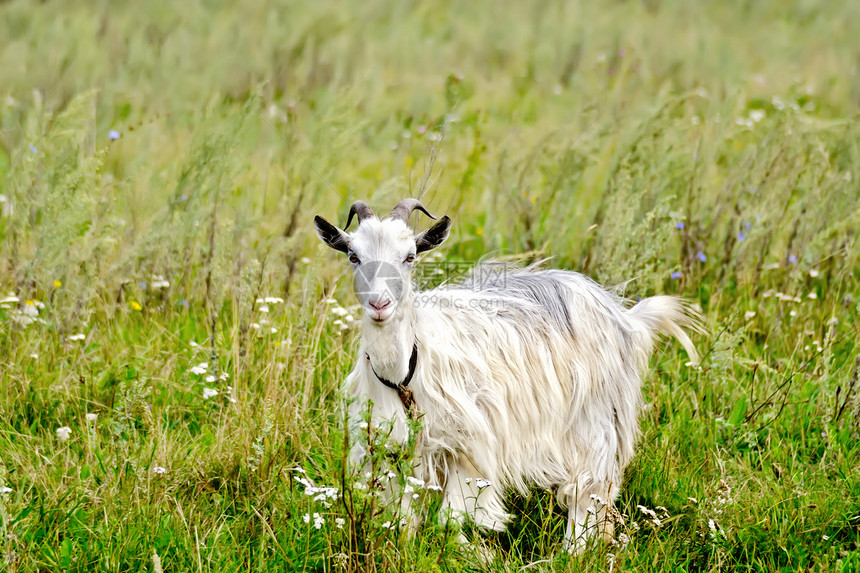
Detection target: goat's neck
<box><xmin>361</xmin><ymin>303</ymin><xmax>417</xmax><ymax>384</ymax></box>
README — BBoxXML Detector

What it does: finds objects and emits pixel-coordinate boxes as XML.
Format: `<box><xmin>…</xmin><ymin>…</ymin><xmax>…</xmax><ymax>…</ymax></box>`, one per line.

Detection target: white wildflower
<box><xmin>744</xmin><ymin>311</ymin><xmax>756</xmax><ymax>320</ymax></box>
<box><xmin>806</xmin><ymin>292</ymin><xmax>817</xmax><ymax>299</ymax></box>
<box><xmin>474</xmin><ymin>478</ymin><xmax>492</xmax><ymax>490</ymax></box>
<box><xmin>301</xmin><ymin>257</ymin><xmax>311</xmax><ymax>264</ymax></box>
<box><xmin>331</xmin><ymin>306</ymin><xmax>348</xmax><ymax>317</ymax></box>
<box><xmin>303</xmin><ymin>513</ymin><xmax>311</xmax><ymax>524</ymax></box>
<box><xmin>152</xmin><ymin>466</ymin><xmax>167</xmax><ymax>474</ymax></box>
<box><xmin>68</xmin><ymin>334</ymin><xmax>86</xmax><ymax>341</ymax></box>
<box><xmin>809</xmin><ymin>269</ymin><xmax>819</xmax><ymax>277</ymax></box>
<box><xmin>381</xmin><ymin>521</ymin><xmax>391</xmax><ymax>529</ymax></box>
<box><xmin>202</xmin><ymin>388</ymin><xmax>218</xmax><ymax>399</ymax></box>
<box><xmin>637</xmin><ymin>505</ymin><xmax>657</xmax><ymax>519</ymax></box>
<box><xmin>190</xmin><ymin>363</ymin><xmax>208</xmax><ymax>375</ymax></box>
<box><xmin>335</xmin><ymin>517</ymin><xmax>345</xmax><ymax>529</ymax></box>
<box><xmin>219</xmin><ymin>372</ymin><xmax>229</xmax><ymax>381</ymax></box>
<box><xmin>250</xmin><ymin>323</ymin><xmax>261</xmax><ymax>330</ymax></box>
<box><xmin>205</xmin><ymin>375</ymin><xmax>216</xmax><ymax>383</ymax></box>
<box><xmin>86</xmin><ymin>413</ymin><xmax>98</xmax><ymax>423</ymax></box>
<box><xmin>151</xmin><ymin>276</ymin><xmax>170</xmax><ymax>289</ymax></box>
<box><xmin>56</xmin><ymin>426</ymin><xmax>72</xmax><ymax>441</ymax></box>
<box><xmin>313</xmin><ymin>513</ymin><xmax>324</xmax><ymax>529</ymax></box>
<box><xmin>258</xmin><ymin>304</ymin><xmax>270</xmax><ymax>313</ymax></box>
<box><xmin>0</xmin><ymin>486</ymin><xmax>11</xmax><ymax>494</ymax></box>
<box><xmin>749</xmin><ymin>109</ymin><xmax>766</xmax><ymax>123</ymax></box>
<box><xmin>190</xmin><ymin>340</ymin><xmax>199</xmax><ymax>347</ymax></box>
<box><xmin>406</xmin><ymin>476</ymin><xmax>425</xmax><ymax>489</ymax></box>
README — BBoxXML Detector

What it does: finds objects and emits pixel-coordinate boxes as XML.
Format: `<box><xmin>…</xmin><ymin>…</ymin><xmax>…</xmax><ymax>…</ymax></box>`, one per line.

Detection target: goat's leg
<box><xmin>563</xmin><ymin>480</ymin><xmax>616</xmax><ymax>554</ymax></box>
<box><xmin>437</xmin><ymin>460</ymin><xmax>500</xmax><ymax>563</ymax></box>
<box><xmin>398</xmin><ymin>479</ymin><xmax>422</xmax><ymax>535</ymax></box>
<box><xmin>440</xmin><ymin>458</ymin><xmax>509</xmax><ymax>533</ymax></box>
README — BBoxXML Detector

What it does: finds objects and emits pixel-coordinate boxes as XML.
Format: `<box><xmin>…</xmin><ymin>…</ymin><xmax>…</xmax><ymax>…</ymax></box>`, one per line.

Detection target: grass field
<box><xmin>1</xmin><ymin>0</ymin><xmax>859</xmax><ymax>570</ymax></box>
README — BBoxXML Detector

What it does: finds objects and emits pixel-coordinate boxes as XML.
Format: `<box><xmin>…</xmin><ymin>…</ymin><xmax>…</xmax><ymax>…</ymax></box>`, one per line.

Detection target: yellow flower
<box><xmin>53</xmin><ymin>280</ymin><xmax>62</xmax><ymax>288</ymax></box>
<box><xmin>130</xmin><ymin>301</ymin><xmax>142</xmax><ymax>311</ymax></box>
<box><xmin>475</xmin><ymin>227</ymin><xmax>484</xmax><ymax>236</ymax></box>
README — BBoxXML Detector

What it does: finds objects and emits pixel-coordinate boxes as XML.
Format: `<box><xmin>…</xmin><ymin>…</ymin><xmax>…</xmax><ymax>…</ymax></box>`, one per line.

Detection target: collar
<box><xmin>366</xmin><ymin>342</ymin><xmax>419</xmax><ymax>418</ymax></box>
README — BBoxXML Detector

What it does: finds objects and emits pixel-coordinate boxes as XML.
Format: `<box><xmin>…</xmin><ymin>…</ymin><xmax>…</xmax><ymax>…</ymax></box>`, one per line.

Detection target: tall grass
<box><xmin>1</xmin><ymin>0</ymin><xmax>858</xmax><ymax>570</ymax></box>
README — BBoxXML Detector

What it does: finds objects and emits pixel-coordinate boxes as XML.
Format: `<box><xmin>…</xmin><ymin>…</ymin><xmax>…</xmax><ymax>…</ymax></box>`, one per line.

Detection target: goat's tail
<box><xmin>629</xmin><ymin>296</ymin><xmax>705</xmax><ymax>364</ymax></box>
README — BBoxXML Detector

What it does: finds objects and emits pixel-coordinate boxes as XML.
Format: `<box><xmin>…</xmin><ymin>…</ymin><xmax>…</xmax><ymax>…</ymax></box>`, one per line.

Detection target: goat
<box><xmin>314</xmin><ymin>198</ymin><xmax>701</xmax><ymax>552</ymax></box>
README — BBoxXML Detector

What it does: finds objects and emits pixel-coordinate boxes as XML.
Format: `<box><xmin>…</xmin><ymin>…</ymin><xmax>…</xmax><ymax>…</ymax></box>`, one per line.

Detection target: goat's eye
<box><xmin>349</xmin><ymin>254</ymin><xmax>360</xmax><ymax>264</ymax></box>
<box><xmin>405</xmin><ymin>254</ymin><xmax>415</xmax><ymax>264</ymax></box>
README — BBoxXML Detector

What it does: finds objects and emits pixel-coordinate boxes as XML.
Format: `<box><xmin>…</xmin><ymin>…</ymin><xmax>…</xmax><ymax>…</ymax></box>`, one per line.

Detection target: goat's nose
<box><xmin>369</xmin><ymin>299</ymin><xmax>391</xmax><ymax>311</ymax></box>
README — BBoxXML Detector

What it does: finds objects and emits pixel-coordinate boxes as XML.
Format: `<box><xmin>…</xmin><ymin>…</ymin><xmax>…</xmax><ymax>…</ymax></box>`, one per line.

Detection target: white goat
<box><xmin>314</xmin><ymin>198</ymin><xmax>701</xmax><ymax>552</ymax></box>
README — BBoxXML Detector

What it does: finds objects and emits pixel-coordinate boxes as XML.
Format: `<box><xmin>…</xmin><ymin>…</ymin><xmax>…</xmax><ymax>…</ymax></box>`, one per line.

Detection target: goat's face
<box><xmin>314</xmin><ymin>199</ymin><xmax>451</xmax><ymax>324</ymax></box>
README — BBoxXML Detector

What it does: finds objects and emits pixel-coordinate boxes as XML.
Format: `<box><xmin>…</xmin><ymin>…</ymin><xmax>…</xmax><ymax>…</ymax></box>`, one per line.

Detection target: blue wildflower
<box><xmin>671</xmin><ymin>271</ymin><xmax>683</xmax><ymax>280</ymax></box>
<box><xmin>179</xmin><ymin>299</ymin><xmax>190</xmax><ymax>308</ymax></box>
<box><xmin>675</xmin><ymin>222</ymin><xmax>685</xmax><ymax>230</ymax></box>
<box><xmin>138</xmin><ymin>281</ymin><xmax>148</xmax><ymax>290</ymax></box>
<box><xmin>788</xmin><ymin>255</ymin><xmax>798</xmax><ymax>264</ymax></box>
<box><xmin>108</xmin><ymin>130</ymin><xmax>120</xmax><ymax>140</ymax></box>
<box><xmin>28</xmin><ymin>144</ymin><xmax>37</xmax><ymax>154</ymax></box>
<box><xmin>696</xmin><ymin>251</ymin><xmax>707</xmax><ymax>262</ymax></box>
<box><xmin>737</xmin><ymin>231</ymin><xmax>746</xmax><ymax>242</ymax></box>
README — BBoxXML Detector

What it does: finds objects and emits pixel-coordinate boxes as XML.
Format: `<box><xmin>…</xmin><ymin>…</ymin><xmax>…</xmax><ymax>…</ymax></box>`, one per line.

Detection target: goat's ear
<box><xmin>415</xmin><ymin>216</ymin><xmax>452</xmax><ymax>254</ymax></box>
<box><xmin>314</xmin><ymin>215</ymin><xmax>350</xmax><ymax>254</ymax></box>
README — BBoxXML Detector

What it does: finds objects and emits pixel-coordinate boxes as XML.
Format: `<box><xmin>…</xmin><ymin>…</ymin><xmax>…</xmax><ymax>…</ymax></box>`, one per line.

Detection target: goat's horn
<box><xmin>389</xmin><ymin>198</ymin><xmax>437</xmax><ymax>224</ymax></box>
<box><xmin>344</xmin><ymin>201</ymin><xmax>375</xmax><ymax>230</ymax></box>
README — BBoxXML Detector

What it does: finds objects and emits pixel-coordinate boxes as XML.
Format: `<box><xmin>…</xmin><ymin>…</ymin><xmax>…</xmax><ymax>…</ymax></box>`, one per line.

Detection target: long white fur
<box><xmin>317</xmin><ymin>209</ymin><xmax>701</xmax><ymax>552</ymax></box>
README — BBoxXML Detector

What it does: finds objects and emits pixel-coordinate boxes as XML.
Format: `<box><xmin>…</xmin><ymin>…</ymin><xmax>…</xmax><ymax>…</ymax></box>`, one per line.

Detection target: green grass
<box><xmin>1</xmin><ymin>0</ymin><xmax>859</xmax><ymax>570</ymax></box>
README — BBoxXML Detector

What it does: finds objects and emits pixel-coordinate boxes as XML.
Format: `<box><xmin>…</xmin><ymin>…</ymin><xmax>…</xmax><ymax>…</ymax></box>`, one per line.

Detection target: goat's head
<box><xmin>314</xmin><ymin>199</ymin><xmax>451</xmax><ymax>324</ymax></box>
